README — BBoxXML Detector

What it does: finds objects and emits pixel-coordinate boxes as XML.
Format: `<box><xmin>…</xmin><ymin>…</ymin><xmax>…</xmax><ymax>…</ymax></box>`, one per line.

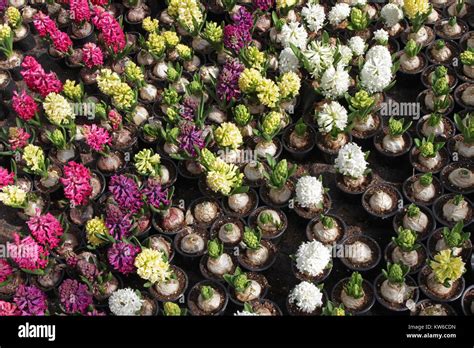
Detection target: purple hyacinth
<box><xmin>223</xmin><ymin>24</ymin><xmax>252</xmax><ymax>52</ymax></box>
<box><xmin>217</xmin><ymin>59</ymin><xmax>244</xmax><ymax>102</ymax></box>
<box><xmin>179</xmin><ymin>97</ymin><xmax>198</xmax><ymax>121</ymax></box>
<box><xmin>254</xmin><ymin>0</ymin><xmax>274</xmax><ymax>11</ymax></box>
<box><xmin>108</xmin><ymin>175</ymin><xmax>143</xmax><ymax>214</ymax></box>
<box><xmin>59</xmin><ymin>279</ymin><xmax>93</xmax><ymax>314</ymax></box>
<box><xmin>0</xmin><ymin>0</ymin><xmax>7</xmax><ymax>12</ymax></box>
<box><xmin>107</xmin><ymin>242</ymin><xmax>140</xmax><ymax>275</ymax></box>
<box><xmin>76</xmin><ymin>259</ymin><xmax>98</xmax><ymax>283</ymax></box>
<box><xmin>232</xmin><ymin>7</ymin><xmax>254</xmax><ymax>30</ymax></box>
<box><xmin>142</xmin><ymin>182</ymin><xmax>170</xmax><ymax>209</ymax></box>
<box><xmin>105</xmin><ymin>204</ymin><xmax>133</xmax><ymax>240</ymax></box>
<box><xmin>178</xmin><ymin>123</ymin><xmax>205</xmax><ymax>158</ymax></box>
<box><xmin>13</xmin><ymin>285</ymin><xmax>48</xmax><ymax>316</ymax></box>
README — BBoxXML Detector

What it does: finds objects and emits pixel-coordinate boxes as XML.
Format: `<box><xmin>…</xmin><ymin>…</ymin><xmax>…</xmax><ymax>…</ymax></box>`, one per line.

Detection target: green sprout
<box><xmin>414</xmin><ymin>134</ymin><xmax>445</xmax><ymax>158</ymax></box>
<box><xmin>382</xmin><ymin>262</ymin><xmax>410</xmax><ymax>284</ymax></box>
<box><xmin>322</xmin><ymin>301</ymin><xmax>347</xmax><ymax>316</ymax></box>
<box><xmin>388</xmin><ymin>117</ymin><xmax>412</xmax><ymax>137</ymax></box>
<box><xmin>394</xmin><ymin>227</ymin><xmax>420</xmax><ymax>252</ymax></box>
<box><xmin>454</xmin><ymin>113</ymin><xmax>474</xmax><ymax>144</ymax></box>
<box><xmin>404</xmin><ymin>39</ymin><xmax>423</xmax><ymax>58</ymax></box>
<box><xmin>343</xmin><ymin>272</ymin><xmax>364</xmax><ymax>299</ymax></box>
<box><xmin>262</xmin><ymin>155</ymin><xmax>296</xmax><ymax>190</ymax></box>
<box><xmin>207</xmin><ymin>239</ymin><xmax>224</xmax><ymax>259</ymax></box>
<box><xmin>419</xmin><ymin>172</ymin><xmax>433</xmax><ymax>186</ymax></box>
<box><xmin>200</xmin><ymin>285</ymin><xmax>214</xmax><ymax>301</ymax></box>
<box><xmin>442</xmin><ymin>221</ymin><xmax>470</xmax><ymax>249</ymax></box>
<box><xmin>243</xmin><ymin>227</ymin><xmax>261</xmax><ymax>250</ymax></box>
<box><xmin>223</xmin><ymin>267</ymin><xmax>251</xmax><ymax>293</ymax></box>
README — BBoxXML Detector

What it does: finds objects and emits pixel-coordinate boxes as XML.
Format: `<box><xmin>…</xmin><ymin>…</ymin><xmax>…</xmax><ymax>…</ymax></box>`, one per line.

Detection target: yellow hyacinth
<box><xmin>162</xmin><ymin>31</ymin><xmax>179</xmax><ymax>48</ymax></box>
<box><xmin>134</xmin><ymin>148</ymin><xmax>161</xmax><ymax>176</ymax></box>
<box><xmin>278</xmin><ymin>72</ymin><xmax>301</xmax><ymax>100</ymax></box>
<box><xmin>85</xmin><ymin>217</ymin><xmax>109</xmax><ymax>247</ymax></box>
<box><xmin>167</xmin><ymin>0</ymin><xmax>203</xmax><ymax>32</ymax></box>
<box><xmin>142</xmin><ymin>17</ymin><xmax>159</xmax><ymax>33</ymax></box>
<box><xmin>43</xmin><ymin>92</ymin><xmax>74</xmax><ymax>126</ymax></box>
<box><xmin>206</xmin><ymin>158</ymin><xmax>243</xmax><ymax>196</ymax></box>
<box><xmin>214</xmin><ymin>122</ymin><xmax>243</xmax><ymax>150</ymax></box>
<box><xmin>22</xmin><ymin>144</ymin><xmax>45</xmax><ymax>174</ymax></box>
<box><xmin>403</xmin><ymin>0</ymin><xmax>430</xmax><ymax>19</ymax></box>
<box><xmin>63</xmin><ymin>79</ymin><xmax>83</xmax><ymax>101</ymax></box>
<box><xmin>238</xmin><ymin>68</ymin><xmax>262</xmax><ymax>93</ymax></box>
<box><xmin>111</xmin><ymin>83</ymin><xmax>135</xmax><ymax>110</ymax></box>
<box><xmin>134</xmin><ymin>248</ymin><xmax>172</xmax><ymax>284</ymax></box>
<box><xmin>256</xmin><ymin>78</ymin><xmax>280</xmax><ymax>108</ymax></box>
<box><xmin>0</xmin><ymin>24</ymin><xmax>12</xmax><ymax>41</ymax></box>
<box><xmin>147</xmin><ymin>32</ymin><xmax>166</xmax><ymax>57</ymax></box>
<box><xmin>6</xmin><ymin>7</ymin><xmax>21</xmax><ymax>29</ymax></box>
<box><xmin>97</xmin><ymin>68</ymin><xmax>122</xmax><ymax>95</ymax></box>
<box><xmin>0</xmin><ymin>185</ymin><xmax>27</xmax><ymax>208</ymax></box>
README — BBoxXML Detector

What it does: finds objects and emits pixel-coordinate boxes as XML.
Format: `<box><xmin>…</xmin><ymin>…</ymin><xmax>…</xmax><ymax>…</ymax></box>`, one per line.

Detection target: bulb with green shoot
<box><xmin>380</xmin><ymin>262</ymin><xmax>414</xmax><ymax>305</ymax></box>
<box><xmin>382</xmin><ymin>117</ymin><xmax>412</xmax><ymax>154</ymax></box>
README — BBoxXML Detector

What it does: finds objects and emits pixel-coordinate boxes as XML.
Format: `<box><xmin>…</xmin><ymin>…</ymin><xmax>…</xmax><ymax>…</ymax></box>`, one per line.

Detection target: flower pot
<box><xmin>416</xmin><ymin>91</ymin><xmax>455</xmax><ymax>118</ymax></box>
<box><xmin>361</xmin><ymin>184</ymin><xmax>402</xmax><ymax>219</ymax></box>
<box><xmin>292</xmin><ymin>193</ymin><xmax>332</xmax><ymax>220</ymax></box>
<box><xmin>69</xmin><ymin>22</ymin><xmax>97</xmax><ymax>47</ymax></box>
<box><xmin>392</xmin><ymin>204</ymin><xmax>437</xmax><ymax>241</ymax></box>
<box><xmin>95</xmin><ymin>151</ymin><xmax>127</xmax><ymax>176</ymax></box>
<box><xmin>439</xmin><ymin>161</ymin><xmax>474</xmax><ymax>195</ymax></box>
<box><xmin>124</xmin><ymin>5</ymin><xmax>150</xmax><ymax>34</ymax></box>
<box><xmin>397</xmin><ymin>51</ymin><xmax>429</xmax><ymax>76</ymax></box>
<box><xmin>33</xmin><ymin>164</ymin><xmax>63</xmax><ymax>194</ymax></box>
<box><xmin>410</xmin><ymin>299</ymin><xmax>457</xmax><ymax>316</ymax></box>
<box><xmin>0</xmin><ymin>70</ymin><xmax>16</xmax><ymax>100</ymax></box>
<box><xmin>220</xmin><ymin>188</ymin><xmax>259</xmax><ymax>219</ymax></box>
<box><xmin>331</xmin><ymin>277</ymin><xmax>376</xmax><ymax>315</ymax></box>
<box><xmin>339</xmin><ymin>234</ymin><xmax>382</xmax><ymax>272</ymax></box>
<box><xmin>373</xmin><ymin>130</ymin><xmax>413</xmax><ymax>158</ymax></box>
<box><xmin>350</xmin><ymin>113</ymin><xmax>382</xmax><ymax>140</ymax></box>
<box><xmin>409</xmin><ymin>147</ymin><xmax>450</xmax><ymax>174</ymax></box>
<box><xmin>281</xmin><ymin>124</ymin><xmax>316</xmax><ymax>161</ymax></box>
<box><xmin>173</xmin><ymin>226</ymin><xmax>209</xmax><ymax>260</ymax></box>
<box><xmin>384</xmin><ymin>241</ymin><xmax>428</xmax><ymax>274</ymax></box>
<box><xmin>415</xmin><ymin>113</ymin><xmax>455</xmax><ymax>141</ymax></box>
<box><xmin>461</xmin><ymin>285</ymin><xmax>474</xmax><ymax>315</ymax></box>
<box><xmin>199</xmin><ymin>253</ymin><xmax>238</xmax><ymax>283</ymax></box>
<box><xmin>335</xmin><ymin>172</ymin><xmax>373</xmax><ymax>195</ymax></box>
<box><xmin>237</xmin><ymin>239</ymin><xmax>278</xmax><ymax>272</ymax></box>
<box><xmin>402</xmin><ymin>173</ymin><xmax>444</xmax><ymax>207</ymax></box>
<box><xmin>227</xmin><ymin>272</ymin><xmax>269</xmax><ymax>307</ymax></box>
<box><xmin>434</xmin><ymin>18</ymin><xmax>469</xmax><ymax>41</ymax></box>
<box><xmin>316</xmin><ymin>132</ymin><xmax>352</xmax><ymax>164</ymax></box>
<box><xmin>291</xmin><ymin>259</ymin><xmax>332</xmax><ymax>284</ymax></box>
<box><xmin>374</xmin><ymin>273</ymin><xmax>419</xmax><ymax>311</ymax></box>
<box><xmin>0</xmin><ymin>50</ymin><xmax>23</xmax><ymax>80</ymax></box>
<box><xmin>186</xmin><ymin>197</ymin><xmax>222</xmax><ymax>228</ymax></box>
<box><xmin>142</xmin><ymin>233</ymin><xmax>175</xmax><ymax>262</ymax></box>
<box><xmin>432</xmin><ymin>193</ymin><xmax>473</xmax><ymax>228</ymax></box>
<box><xmin>13</xmin><ymin>24</ymin><xmax>36</xmax><ymax>52</ymax></box>
<box><xmin>247</xmin><ymin>206</ymin><xmax>288</xmax><ymax>240</ymax></box>
<box><xmin>427</xmin><ymin>227</ymin><xmax>473</xmax><ymax>262</ymax></box>
<box><xmin>152</xmin><ymin>206</ymin><xmax>186</xmax><ymax>236</ymax></box>
<box><xmin>306</xmin><ymin>213</ymin><xmax>347</xmax><ymax>247</ymax></box>
<box><xmin>186</xmin><ymin>280</ymin><xmax>229</xmax><ymax>316</ymax></box>
<box><xmin>259</xmin><ymin>181</ymin><xmax>295</xmax><ymax>209</ymax></box>
<box><xmin>149</xmin><ymin>265</ymin><xmax>188</xmax><ymax>302</ymax></box>
<box><xmin>425</xmin><ymin>40</ymin><xmax>460</xmax><ymax>66</ymax></box>
<box><xmin>421</xmin><ymin>64</ymin><xmax>458</xmax><ymax>90</ymax></box>
<box><xmin>177</xmin><ymin>160</ymin><xmax>203</xmax><ymax>180</ymax></box>
<box><xmin>209</xmin><ymin>215</ymin><xmax>246</xmax><ymax>250</ymax></box>
<box><xmin>400</xmin><ymin>26</ymin><xmax>435</xmax><ymax>48</ymax></box>
<box><xmin>418</xmin><ymin>265</ymin><xmax>465</xmax><ymax>302</ymax></box>
<box><xmin>447</xmin><ymin>134</ymin><xmax>473</xmax><ymax>163</ymax></box>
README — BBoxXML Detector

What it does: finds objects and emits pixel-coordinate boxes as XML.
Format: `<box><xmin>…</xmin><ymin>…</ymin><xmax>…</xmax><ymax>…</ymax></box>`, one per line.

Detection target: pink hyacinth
<box><xmin>8</xmin><ymin>127</ymin><xmax>30</xmax><ymax>151</ymax></box>
<box><xmin>90</xmin><ymin>0</ymin><xmax>108</xmax><ymax>5</ymax></box>
<box><xmin>21</xmin><ymin>56</ymin><xmax>63</xmax><ymax>97</ymax></box>
<box><xmin>82</xmin><ymin>124</ymin><xmax>111</xmax><ymax>152</ymax></box>
<box><xmin>60</xmin><ymin>161</ymin><xmax>93</xmax><ymax>206</ymax></box>
<box><xmin>7</xmin><ymin>233</ymin><xmax>49</xmax><ymax>271</ymax></box>
<box><xmin>0</xmin><ymin>167</ymin><xmax>14</xmax><ymax>189</ymax></box>
<box><xmin>12</xmin><ymin>91</ymin><xmax>38</xmax><ymax>122</ymax></box>
<box><xmin>0</xmin><ymin>301</ymin><xmax>18</xmax><ymax>316</ymax></box>
<box><xmin>33</xmin><ymin>12</ymin><xmax>57</xmax><ymax>37</ymax></box>
<box><xmin>70</xmin><ymin>0</ymin><xmax>91</xmax><ymax>23</ymax></box>
<box><xmin>107</xmin><ymin>109</ymin><xmax>122</xmax><ymax>130</ymax></box>
<box><xmin>92</xmin><ymin>6</ymin><xmax>126</xmax><ymax>54</ymax></box>
<box><xmin>0</xmin><ymin>259</ymin><xmax>13</xmax><ymax>283</ymax></box>
<box><xmin>254</xmin><ymin>0</ymin><xmax>274</xmax><ymax>11</ymax></box>
<box><xmin>50</xmin><ymin>29</ymin><xmax>73</xmax><ymax>53</ymax></box>
<box><xmin>27</xmin><ymin>213</ymin><xmax>64</xmax><ymax>249</ymax></box>
<box><xmin>82</xmin><ymin>43</ymin><xmax>103</xmax><ymax>69</ymax></box>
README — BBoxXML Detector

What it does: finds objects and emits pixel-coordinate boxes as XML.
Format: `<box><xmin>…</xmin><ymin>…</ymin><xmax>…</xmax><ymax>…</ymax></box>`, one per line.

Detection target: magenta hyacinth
<box><xmin>105</xmin><ymin>204</ymin><xmax>133</xmax><ymax>240</ymax></box>
<box><xmin>92</xmin><ymin>6</ymin><xmax>126</xmax><ymax>54</ymax></box>
<box><xmin>177</xmin><ymin>123</ymin><xmax>205</xmax><ymax>157</ymax></box>
<box><xmin>70</xmin><ymin>0</ymin><xmax>91</xmax><ymax>23</ymax></box>
<box><xmin>82</xmin><ymin>124</ymin><xmax>111</xmax><ymax>152</ymax></box>
<box><xmin>179</xmin><ymin>96</ymin><xmax>198</xmax><ymax>121</ymax></box>
<box><xmin>59</xmin><ymin>279</ymin><xmax>93</xmax><ymax>314</ymax></box>
<box><xmin>60</xmin><ymin>161</ymin><xmax>93</xmax><ymax>207</ymax></box>
<box><xmin>7</xmin><ymin>233</ymin><xmax>49</xmax><ymax>272</ymax></box>
<box><xmin>108</xmin><ymin>175</ymin><xmax>143</xmax><ymax>214</ymax></box>
<box><xmin>142</xmin><ymin>182</ymin><xmax>170</xmax><ymax>209</ymax></box>
<box><xmin>27</xmin><ymin>213</ymin><xmax>64</xmax><ymax>249</ymax></box>
<box><xmin>0</xmin><ymin>166</ymin><xmax>14</xmax><ymax>189</ymax></box>
<box><xmin>13</xmin><ymin>285</ymin><xmax>48</xmax><ymax>316</ymax></box>
<box><xmin>107</xmin><ymin>242</ymin><xmax>140</xmax><ymax>275</ymax></box>
<box><xmin>21</xmin><ymin>56</ymin><xmax>63</xmax><ymax>97</ymax></box>
<box><xmin>223</xmin><ymin>24</ymin><xmax>251</xmax><ymax>52</ymax></box>
<box><xmin>217</xmin><ymin>59</ymin><xmax>244</xmax><ymax>102</ymax></box>
<box><xmin>0</xmin><ymin>259</ymin><xmax>13</xmax><ymax>283</ymax></box>
<box><xmin>254</xmin><ymin>0</ymin><xmax>274</xmax><ymax>11</ymax></box>
<box><xmin>232</xmin><ymin>6</ymin><xmax>254</xmax><ymax>30</ymax></box>
<box><xmin>82</xmin><ymin>43</ymin><xmax>104</xmax><ymax>69</ymax></box>
<box><xmin>12</xmin><ymin>91</ymin><xmax>38</xmax><ymax>122</ymax></box>
<box><xmin>0</xmin><ymin>301</ymin><xmax>18</xmax><ymax>316</ymax></box>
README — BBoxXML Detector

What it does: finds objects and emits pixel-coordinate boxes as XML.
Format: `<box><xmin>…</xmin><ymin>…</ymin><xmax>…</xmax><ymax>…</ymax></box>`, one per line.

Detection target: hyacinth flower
<box><xmin>58</xmin><ymin>279</ymin><xmax>93</xmax><ymax>314</ymax></box>
<box><xmin>7</xmin><ymin>127</ymin><xmax>31</xmax><ymax>152</ymax></box>
<box><xmin>215</xmin><ymin>59</ymin><xmax>244</xmax><ymax>103</ymax></box>
<box><xmin>69</xmin><ymin>0</ymin><xmax>91</xmax><ymax>26</ymax></box>
<box><xmin>96</xmin><ymin>68</ymin><xmax>137</xmax><ymax>111</ymax></box>
<box><xmin>27</xmin><ymin>212</ymin><xmax>64</xmax><ymax>249</ymax></box>
<box><xmin>107</xmin><ymin>241</ymin><xmax>140</xmax><ymax>275</ymax></box>
<box><xmin>60</xmin><ymin>161</ymin><xmax>93</xmax><ymax>207</ymax></box>
<box><xmin>0</xmin><ymin>23</ymin><xmax>14</xmax><ymax>59</ymax></box>
<box><xmin>62</xmin><ymin>79</ymin><xmax>84</xmax><ymax>102</ymax></box>
<box><xmin>108</xmin><ymin>174</ymin><xmax>144</xmax><ymax>214</ymax></box>
<box><xmin>82</xmin><ymin>124</ymin><xmax>112</xmax><ymax>155</ymax></box>
<box><xmin>21</xmin><ymin>56</ymin><xmax>63</xmax><ymax>98</ymax></box>
<box><xmin>167</xmin><ymin>0</ymin><xmax>205</xmax><ymax>36</ymax></box>
<box><xmin>200</xmin><ymin>21</ymin><xmax>224</xmax><ymax>51</ymax></box>
<box><xmin>0</xmin><ymin>166</ymin><xmax>14</xmax><ymax>189</ymax></box>
<box><xmin>7</xmin><ymin>233</ymin><xmax>49</xmax><ymax>273</ymax></box>
<box><xmin>12</xmin><ymin>91</ymin><xmax>41</xmax><ymax>126</ymax></box>
<box><xmin>142</xmin><ymin>182</ymin><xmax>172</xmax><ymax>213</ymax></box>
<box><xmin>92</xmin><ymin>6</ymin><xmax>127</xmax><ymax>59</ymax></box>
<box><xmin>82</xmin><ymin>42</ymin><xmax>104</xmax><ymax>70</ymax></box>
<box><xmin>134</xmin><ymin>148</ymin><xmax>162</xmax><ymax>177</ymax></box>
<box><xmin>199</xmin><ymin>148</ymin><xmax>248</xmax><ymax>196</ymax></box>
<box><xmin>13</xmin><ymin>285</ymin><xmax>49</xmax><ymax>316</ymax></box>
<box><xmin>105</xmin><ymin>204</ymin><xmax>133</xmax><ymax>240</ymax></box>
<box><xmin>22</xmin><ymin>144</ymin><xmax>50</xmax><ymax>178</ymax></box>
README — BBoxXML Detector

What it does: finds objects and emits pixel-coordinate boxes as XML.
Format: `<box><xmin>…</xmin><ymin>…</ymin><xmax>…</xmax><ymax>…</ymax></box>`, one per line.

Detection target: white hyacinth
<box><xmin>328</xmin><ymin>3</ymin><xmax>351</xmax><ymax>26</ymax></box>
<box><xmin>380</xmin><ymin>3</ymin><xmax>403</xmax><ymax>28</ymax></box>
<box><xmin>338</xmin><ymin>44</ymin><xmax>353</xmax><ymax>66</ymax></box>
<box><xmin>280</xmin><ymin>21</ymin><xmax>308</xmax><ymax>50</ymax></box>
<box><xmin>301</xmin><ymin>3</ymin><xmax>326</xmax><ymax>32</ymax></box>
<box><xmin>295</xmin><ymin>176</ymin><xmax>324</xmax><ymax>208</ymax></box>
<box><xmin>289</xmin><ymin>281</ymin><xmax>323</xmax><ymax>313</ymax></box>
<box><xmin>334</xmin><ymin>142</ymin><xmax>369</xmax><ymax>178</ymax></box>
<box><xmin>303</xmin><ymin>41</ymin><xmax>335</xmax><ymax>78</ymax></box>
<box><xmin>320</xmin><ymin>64</ymin><xmax>350</xmax><ymax>99</ymax></box>
<box><xmin>109</xmin><ymin>288</ymin><xmax>143</xmax><ymax>316</ymax></box>
<box><xmin>295</xmin><ymin>240</ymin><xmax>332</xmax><ymax>277</ymax></box>
<box><xmin>374</xmin><ymin>29</ymin><xmax>389</xmax><ymax>44</ymax></box>
<box><xmin>316</xmin><ymin>101</ymin><xmax>348</xmax><ymax>134</ymax></box>
<box><xmin>279</xmin><ymin>47</ymin><xmax>300</xmax><ymax>74</ymax></box>
<box><xmin>348</xmin><ymin>36</ymin><xmax>366</xmax><ymax>56</ymax></box>
<box><xmin>360</xmin><ymin>45</ymin><xmax>393</xmax><ymax>93</ymax></box>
